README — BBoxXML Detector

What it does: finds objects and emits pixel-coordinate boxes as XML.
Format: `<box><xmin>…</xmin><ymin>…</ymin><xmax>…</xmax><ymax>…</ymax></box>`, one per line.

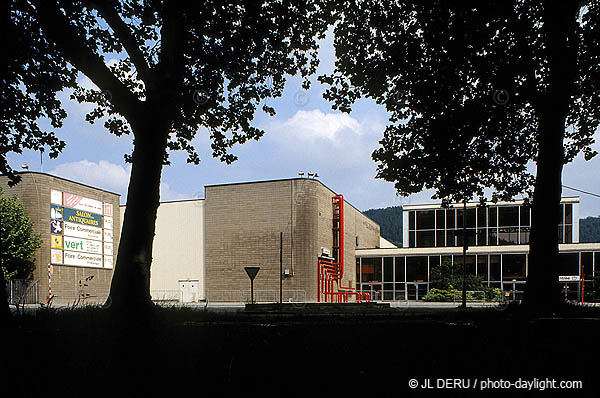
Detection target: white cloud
<box><xmin>49</xmin><ymin>159</ymin><xmax>189</xmax><ymax>204</ymax></box>
<box><xmin>268</xmin><ymin>109</ymin><xmax>364</xmax><ymax>143</ymax></box>
<box><xmin>50</xmin><ymin>160</ymin><xmax>130</xmax><ymax>197</ymax></box>
<box><xmin>159</xmin><ymin>182</ymin><xmax>189</xmax><ymax>202</ymax></box>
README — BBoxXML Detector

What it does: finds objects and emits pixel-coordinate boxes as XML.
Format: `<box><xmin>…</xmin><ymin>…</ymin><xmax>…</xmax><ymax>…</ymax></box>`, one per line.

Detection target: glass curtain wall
<box><xmin>407</xmin><ymin>203</ymin><xmax>560</xmax><ymax>248</ymax></box>
<box><xmin>356</xmin><ymin>251</ymin><xmax>597</xmax><ymax>301</ymax></box>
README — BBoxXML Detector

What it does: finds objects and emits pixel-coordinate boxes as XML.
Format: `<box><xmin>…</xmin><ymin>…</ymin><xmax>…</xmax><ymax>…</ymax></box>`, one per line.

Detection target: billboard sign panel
<box><xmin>63</xmin><ymin>207</ymin><xmax>102</xmax><ymax>228</ymax></box>
<box><xmin>63</xmin><ymin>193</ymin><xmax>103</xmax><ymax>214</ymax></box>
<box><xmin>63</xmin><ymin>221</ymin><xmax>103</xmax><ymax>241</ymax></box>
<box><xmin>63</xmin><ymin>236</ymin><xmax>102</xmax><ymax>254</ymax></box>
<box><xmin>63</xmin><ymin>251</ymin><xmax>103</xmax><ymax>267</ymax></box>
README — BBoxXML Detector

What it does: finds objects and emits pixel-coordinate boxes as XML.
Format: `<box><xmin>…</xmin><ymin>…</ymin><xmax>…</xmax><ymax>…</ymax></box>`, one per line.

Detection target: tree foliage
<box><xmin>0</xmin><ymin>188</ymin><xmax>41</xmax><ymax>280</ymax></box>
<box><xmin>6</xmin><ymin>0</ymin><xmax>333</xmax><ymax>315</ymax></box>
<box><xmin>1</xmin><ymin>0</ymin><xmax>75</xmax><ymax>185</ymax></box>
<box><xmin>580</xmin><ymin>216</ymin><xmax>600</xmax><ymax>243</ymax></box>
<box><xmin>321</xmin><ymin>0</ymin><xmax>599</xmax><ymax>202</ymax></box>
<box><xmin>321</xmin><ymin>0</ymin><xmax>600</xmax><ymax>311</ymax></box>
<box><xmin>363</xmin><ymin>206</ymin><xmax>403</xmax><ymax>246</ymax></box>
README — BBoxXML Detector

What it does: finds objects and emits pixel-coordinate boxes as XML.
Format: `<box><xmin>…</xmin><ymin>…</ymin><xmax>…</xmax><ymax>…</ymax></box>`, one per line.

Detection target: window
<box><xmin>520</xmin><ymin>206</ymin><xmax>531</xmax><ymax>226</ymax></box>
<box><xmin>383</xmin><ymin>257</ymin><xmax>394</xmax><ymax>283</ymax></box>
<box><xmin>558</xmin><ymin>253</ymin><xmax>579</xmax><ymax>276</ymax></box>
<box><xmin>417</xmin><ymin>230</ymin><xmax>435</xmax><ymax>247</ymax></box>
<box><xmin>454</xmin><ymin>255</ymin><xmax>476</xmax><ymax>274</ymax></box>
<box><xmin>499</xmin><ymin>227</ymin><xmax>519</xmax><ymax>245</ymax></box>
<box><xmin>581</xmin><ymin>252</ymin><xmax>593</xmax><ymax>279</ymax></box>
<box><xmin>436</xmin><ymin>210</ymin><xmax>445</xmax><ymax>229</ymax></box>
<box><xmin>360</xmin><ymin>257</ymin><xmax>382</xmax><ymax>283</ymax></box>
<box><xmin>499</xmin><ymin>206</ymin><xmax>519</xmax><ymax>227</ymax></box>
<box><xmin>502</xmin><ymin>254</ymin><xmax>526</xmax><ymax>280</ymax></box>
<box><xmin>406</xmin><ymin>256</ymin><xmax>428</xmax><ymax>282</ymax></box>
<box><xmin>490</xmin><ymin>255</ymin><xmax>501</xmax><ymax>281</ymax></box>
<box><xmin>416</xmin><ymin>210</ymin><xmax>435</xmax><ymax>230</ymax></box>
<box><xmin>558</xmin><ymin>203</ymin><xmax>574</xmax><ymax>244</ymax></box>
<box><xmin>395</xmin><ymin>257</ymin><xmax>405</xmax><ymax>283</ymax></box>
<box><xmin>477</xmin><ymin>255</ymin><xmax>488</xmax><ymax>282</ymax></box>
<box><xmin>477</xmin><ymin>207</ymin><xmax>487</xmax><ymax>228</ymax></box>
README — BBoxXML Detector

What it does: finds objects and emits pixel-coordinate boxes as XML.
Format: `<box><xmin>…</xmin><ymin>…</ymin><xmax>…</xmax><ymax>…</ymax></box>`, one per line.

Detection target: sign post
<box><xmin>244</xmin><ymin>266</ymin><xmax>260</xmax><ymax>304</ymax></box>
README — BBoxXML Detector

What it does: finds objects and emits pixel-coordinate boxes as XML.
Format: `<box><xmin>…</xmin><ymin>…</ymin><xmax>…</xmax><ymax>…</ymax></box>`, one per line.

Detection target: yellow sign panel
<box><xmin>51</xmin><ymin>235</ymin><xmax>63</xmax><ymax>249</ymax></box>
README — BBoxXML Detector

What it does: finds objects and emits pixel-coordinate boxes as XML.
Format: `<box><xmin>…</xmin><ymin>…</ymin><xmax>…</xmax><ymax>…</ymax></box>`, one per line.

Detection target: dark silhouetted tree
<box><xmin>6</xmin><ymin>0</ymin><xmax>332</xmax><ymax>318</ymax></box>
<box><xmin>320</xmin><ymin>0</ymin><xmax>600</xmax><ymax>312</ymax></box>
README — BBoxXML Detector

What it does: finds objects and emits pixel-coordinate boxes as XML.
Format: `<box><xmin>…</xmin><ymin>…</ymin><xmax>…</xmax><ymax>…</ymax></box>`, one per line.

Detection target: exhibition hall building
<box><xmin>2</xmin><ymin>172</ymin><xmax>599</xmax><ymax>305</ymax></box>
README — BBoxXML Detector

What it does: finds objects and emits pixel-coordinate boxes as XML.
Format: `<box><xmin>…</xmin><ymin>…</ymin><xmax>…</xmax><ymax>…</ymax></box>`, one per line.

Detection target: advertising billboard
<box><xmin>49</xmin><ymin>190</ymin><xmax>115</xmax><ymax>269</ymax></box>
<box><xmin>63</xmin><ymin>251</ymin><xmax>103</xmax><ymax>267</ymax></box>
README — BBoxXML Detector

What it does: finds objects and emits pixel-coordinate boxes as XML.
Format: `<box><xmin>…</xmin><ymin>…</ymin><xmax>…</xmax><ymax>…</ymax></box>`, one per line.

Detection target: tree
<box><xmin>1</xmin><ymin>0</ymin><xmax>75</xmax><ymax>186</ymax></box>
<box><xmin>0</xmin><ymin>188</ymin><xmax>42</xmax><ymax>319</ymax></box>
<box><xmin>363</xmin><ymin>206</ymin><xmax>403</xmax><ymax>246</ymax></box>
<box><xmin>320</xmin><ymin>0</ymin><xmax>600</xmax><ymax>312</ymax></box>
<box><xmin>7</xmin><ymin>0</ymin><xmax>332</xmax><ymax>317</ymax></box>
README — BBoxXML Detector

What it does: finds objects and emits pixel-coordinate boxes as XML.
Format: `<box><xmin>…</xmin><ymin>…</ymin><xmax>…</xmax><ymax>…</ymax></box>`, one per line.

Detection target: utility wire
<box><xmin>562</xmin><ymin>184</ymin><xmax>600</xmax><ymax>199</ymax></box>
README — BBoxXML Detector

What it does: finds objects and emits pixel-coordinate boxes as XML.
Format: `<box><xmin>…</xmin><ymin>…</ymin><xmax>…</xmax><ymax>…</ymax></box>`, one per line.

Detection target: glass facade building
<box><xmin>356</xmin><ymin>197</ymin><xmax>600</xmax><ymax>301</ymax></box>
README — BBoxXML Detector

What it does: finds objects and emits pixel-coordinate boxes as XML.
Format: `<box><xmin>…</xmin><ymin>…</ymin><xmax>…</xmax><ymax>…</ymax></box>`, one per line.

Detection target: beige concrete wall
<box><xmin>204</xmin><ymin>179</ymin><xmax>380</xmax><ymax>302</ymax></box>
<box><xmin>151</xmin><ymin>200</ymin><xmax>204</xmax><ymax>300</ymax></box>
<box><xmin>1</xmin><ymin>172</ymin><xmax>120</xmax><ymax>305</ymax></box>
<box><xmin>120</xmin><ymin>199</ymin><xmax>205</xmax><ymax>301</ymax></box>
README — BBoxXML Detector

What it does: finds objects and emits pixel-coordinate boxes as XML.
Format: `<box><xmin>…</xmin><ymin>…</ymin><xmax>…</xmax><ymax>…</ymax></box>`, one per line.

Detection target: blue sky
<box><xmin>7</xmin><ymin>29</ymin><xmax>600</xmax><ymax>218</ymax></box>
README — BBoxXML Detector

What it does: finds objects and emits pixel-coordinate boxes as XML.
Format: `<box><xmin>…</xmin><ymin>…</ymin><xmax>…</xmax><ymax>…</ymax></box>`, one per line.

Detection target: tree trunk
<box><xmin>105</xmin><ymin>120</ymin><xmax>169</xmax><ymax>319</ymax></box>
<box><xmin>522</xmin><ymin>1</ymin><xmax>578</xmax><ymax>313</ymax></box>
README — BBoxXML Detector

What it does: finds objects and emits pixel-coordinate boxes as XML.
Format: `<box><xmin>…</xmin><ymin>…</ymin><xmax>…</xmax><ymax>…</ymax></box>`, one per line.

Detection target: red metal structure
<box><xmin>318</xmin><ymin>195</ymin><xmax>370</xmax><ymax>302</ymax></box>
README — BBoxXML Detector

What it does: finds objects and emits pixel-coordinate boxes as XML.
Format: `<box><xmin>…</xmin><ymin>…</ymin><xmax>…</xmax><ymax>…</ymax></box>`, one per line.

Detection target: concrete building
<box><xmin>355</xmin><ymin>197</ymin><xmax>600</xmax><ymax>301</ymax></box>
<box><xmin>5</xmin><ymin>171</ymin><xmax>599</xmax><ymax>305</ymax></box>
<box><xmin>203</xmin><ymin>178</ymin><xmax>381</xmax><ymax>303</ymax></box>
<box><xmin>1</xmin><ymin>172</ymin><xmax>120</xmax><ymax>305</ymax></box>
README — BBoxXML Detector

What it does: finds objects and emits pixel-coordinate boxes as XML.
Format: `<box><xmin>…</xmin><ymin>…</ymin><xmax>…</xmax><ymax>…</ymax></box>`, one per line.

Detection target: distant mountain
<box><xmin>364</xmin><ymin>206</ymin><xmax>600</xmax><ymax>245</ymax></box>
<box><xmin>363</xmin><ymin>206</ymin><xmax>403</xmax><ymax>246</ymax></box>
<box><xmin>580</xmin><ymin>216</ymin><xmax>600</xmax><ymax>243</ymax></box>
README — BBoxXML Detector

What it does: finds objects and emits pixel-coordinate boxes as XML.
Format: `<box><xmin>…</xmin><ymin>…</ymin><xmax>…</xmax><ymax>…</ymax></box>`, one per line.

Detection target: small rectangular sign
<box><xmin>104</xmin><ymin>255</ymin><xmax>114</xmax><ymax>269</ymax></box>
<box><xmin>51</xmin><ymin>190</ymin><xmax>62</xmax><ymax>205</ymax></box>
<box><xmin>50</xmin><ymin>249</ymin><xmax>63</xmax><ymax>264</ymax></box>
<box><xmin>559</xmin><ymin>275</ymin><xmax>580</xmax><ymax>282</ymax></box>
<box><xmin>103</xmin><ymin>216</ymin><xmax>113</xmax><ymax>230</ymax></box>
<box><xmin>63</xmin><ymin>207</ymin><xmax>102</xmax><ymax>228</ymax></box>
<box><xmin>103</xmin><ymin>242</ymin><xmax>113</xmax><ymax>256</ymax></box>
<box><xmin>63</xmin><ymin>221</ymin><xmax>103</xmax><ymax>241</ymax></box>
<box><xmin>63</xmin><ymin>251</ymin><xmax>103</xmax><ymax>268</ymax></box>
<box><xmin>51</xmin><ymin>235</ymin><xmax>63</xmax><ymax>249</ymax></box>
<box><xmin>51</xmin><ymin>205</ymin><xmax>63</xmax><ymax>220</ymax></box>
<box><xmin>50</xmin><ymin>220</ymin><xmax>63</xmax><ymax>235</ymax></box>
<box><xmin>63</xmin><ymin>236</ymin><xmax>102</xmax><ymax>254</ymax></box>
<box><xmin>63</xmin><ymin>193</ymin><xmax>103</xmax><ymax>215</ymax></box>
<box><xmin>103</xmin><ymin>203</ymin><xmax>113</xmax><ymax>217</ymax></box>
<box><xmin>103</xmin><ymin>228</ymin><xmax>113</xmax><ymax>243</ymax></box>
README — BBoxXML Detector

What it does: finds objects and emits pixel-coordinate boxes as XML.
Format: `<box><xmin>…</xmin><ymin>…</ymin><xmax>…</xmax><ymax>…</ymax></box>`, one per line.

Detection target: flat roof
<box><xmin>205</xmin><ymin>177</ymin><xmax>380</xmax><ymax>227</ymax></box>
<box><xmin>356</xmin><ymin>242</ymin><xmax>600</xmax><ymax>257</ymax></box>
<box><xmin>402</xmin><ymin>196</ymin><xmax>579</xmax><ymax>211</ymax></box>
<box><xmin>2</xmin><ymin>171</ymin><xmax>121</xmax><ymax>196</ymax></box>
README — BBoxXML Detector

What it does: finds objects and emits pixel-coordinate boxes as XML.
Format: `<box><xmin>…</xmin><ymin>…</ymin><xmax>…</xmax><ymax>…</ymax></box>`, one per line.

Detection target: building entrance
<box><xmin>407</xmin><ymin>282</ymin><xmax>428</xmax><ymax>300</ymax></box>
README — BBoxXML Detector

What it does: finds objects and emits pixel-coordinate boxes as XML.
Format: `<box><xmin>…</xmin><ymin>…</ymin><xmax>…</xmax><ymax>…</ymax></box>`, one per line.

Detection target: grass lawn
<box><xmin>5</xmin><ymin>304</ymin><xmax>599</xmax><ymax>396</ymax></box>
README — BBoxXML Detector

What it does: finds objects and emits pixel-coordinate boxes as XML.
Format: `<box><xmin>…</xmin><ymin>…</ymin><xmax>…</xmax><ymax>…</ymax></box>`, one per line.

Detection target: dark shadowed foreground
<box><xmin>6</xmin><ymin>305</ymin><xmax>599</xmax><ymax>396</ymax></box>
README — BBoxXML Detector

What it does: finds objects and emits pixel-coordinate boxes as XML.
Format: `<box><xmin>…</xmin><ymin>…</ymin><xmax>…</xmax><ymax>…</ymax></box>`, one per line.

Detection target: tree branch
<box><xmin>86</xmin><ymin>0</ymin><xmax>155</xmax><ymax>90</ymax></box>
<box><xmin>33</xmin><ymin>0</ymin><xmax>143</xmax><ymax>124</ymax></box>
